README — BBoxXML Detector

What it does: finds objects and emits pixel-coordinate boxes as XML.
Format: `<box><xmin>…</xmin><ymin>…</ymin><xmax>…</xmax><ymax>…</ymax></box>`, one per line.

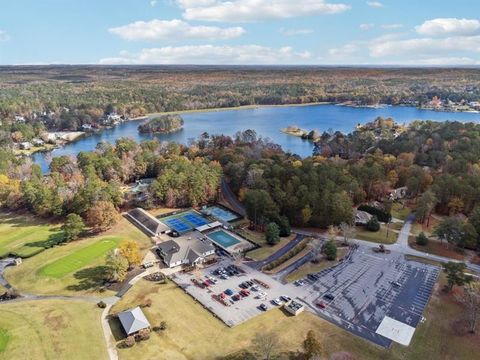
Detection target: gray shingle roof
<box><xmin>118</xmin><ymin>307</ymin><xmax>151</xmax><ymax>335</ymax></box>
<box><xmin>157</xmin><ymin>236</ymin><xmax>215</xmax><ymax>267</ymax></box>
<box><xmin>127</xmin><ymin>208</ymin><xmax>169</xmax><ymax>236</ymax></box>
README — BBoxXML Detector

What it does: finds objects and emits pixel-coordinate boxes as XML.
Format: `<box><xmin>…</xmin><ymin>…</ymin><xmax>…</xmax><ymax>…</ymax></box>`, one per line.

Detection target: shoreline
<box><xmin>140</xmin><ymin>102</ymin><xmax>333</xmax><ymax>119</ymax></box>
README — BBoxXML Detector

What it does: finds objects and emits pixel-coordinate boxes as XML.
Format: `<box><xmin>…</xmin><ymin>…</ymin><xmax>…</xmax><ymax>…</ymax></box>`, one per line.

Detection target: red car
<box><xmin>316</xmin><ymin>301</ymin><xmax>326</xmax><ymax>309</ymax></box>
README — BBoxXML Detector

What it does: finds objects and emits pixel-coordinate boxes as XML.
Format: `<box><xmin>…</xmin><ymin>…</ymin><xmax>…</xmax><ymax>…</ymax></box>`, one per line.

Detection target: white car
<box><xmin>272</xmin><ymin>298</ymin><xmax>282</xmax><ymax>306</ymax></box>
<box><xmin>256</xmin><ymin>292</ymin><xmax>267</xmax><ymax>299</ymax></box>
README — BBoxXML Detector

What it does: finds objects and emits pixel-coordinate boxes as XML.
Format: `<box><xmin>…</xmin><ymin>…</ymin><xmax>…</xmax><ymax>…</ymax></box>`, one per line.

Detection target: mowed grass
<box><xmin>355</xmin><ymin>224</ymin><xmax>398</xmax><ymax>244</ymax></box>
<box><xmin>0</xmin><ymin>299</ymin><xmax>107</xmax><ymax>360</ymax></box>
<box><xmin>112</xmin><ymin>275</ymin><xmax>479</xmax><ymax>360</ymax></box>
<box><xmin>0</xmin><ymin>211</ymin><xmax>63</xmax><ymax>258</ymax></box>
<box><xmin>4</xmin><ymin>217</ymin><xmax>152</xmax><ymax>297</ymax></box>
<box><xmin>0</xmin><ymin>328</ymin><xmax>10</xmax><ymax>354</ymax></box>
<box><xmin>39</xmin><ymin>238</ymin><xmax>119</xmax><ymax>278</ymax></box>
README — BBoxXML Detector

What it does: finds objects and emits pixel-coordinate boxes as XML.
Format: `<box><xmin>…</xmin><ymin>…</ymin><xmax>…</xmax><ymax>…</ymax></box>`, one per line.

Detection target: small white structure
<box><xmin>81</xmin><ymin>124</ymin><xmax>92</xmax><ymax>130</ymax></box>
<box><xmin>118</xmin><ymin>307</ymin><xmax>151</xmax><ymax>336</ymax></box>
<box><xmin>375</xmin><ymin>316</ymin><xmax>416</xmax><ymax>346</ymax></box>
<box><xmin>14</xmin><ymin>115</ymin><xmax>26</xmax><ymax>122</ymax></box>
<box><xmin>284</xmin><ymin>300</ymin><xmax>305</xmax><ymax>316</ymax></box>
<box><xmin>19</xmin><ymin>142</ymin><xmax>32</xmax><ymax>150</ymax></box>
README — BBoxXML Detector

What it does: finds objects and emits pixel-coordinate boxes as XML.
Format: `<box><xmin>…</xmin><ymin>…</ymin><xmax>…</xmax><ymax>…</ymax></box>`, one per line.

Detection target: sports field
<box><xmin>40</xmin><ymin>238</ymin><xmax>119</xmax><ymax>278</ymax></box>
<box><xmin>0</xmin><ymin>211</ymin><xmax>63</xmax><ymax>258</ymax></box>
<box><xmin>159</xmin><ymin>210</ymin><xmax>209</xmax><ymax>233</ymax></box>
<box><xmin>0</xmin><ymin>299</ymin><xmax>107</xmax><ymax>359</ymax></box>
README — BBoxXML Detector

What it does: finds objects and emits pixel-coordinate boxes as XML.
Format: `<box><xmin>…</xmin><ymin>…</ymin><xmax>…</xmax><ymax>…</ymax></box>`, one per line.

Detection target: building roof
<box><xmin>157</xmin><ymin>235</ymin><xmax>215</xmax><ymax>267</ymax></box>
<box><xmin>118</xmin><ymin>307</ymin><xmax>151</xmax><ymax>335</ymax></box>
<box><xmin>127</xmin><ymin>208</ymin><xmax>169</xmax><ymax>236</ymax></box>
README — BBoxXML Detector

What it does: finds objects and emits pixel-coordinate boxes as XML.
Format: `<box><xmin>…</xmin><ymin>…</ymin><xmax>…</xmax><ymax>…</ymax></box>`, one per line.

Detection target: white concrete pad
<box><xmin>376</xmin><ymin>316</ymin><xmax>416</xmax><ymax>346</ymax></box>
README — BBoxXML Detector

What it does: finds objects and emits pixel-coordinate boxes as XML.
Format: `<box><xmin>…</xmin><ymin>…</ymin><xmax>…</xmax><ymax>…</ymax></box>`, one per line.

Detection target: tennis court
<box><xmin>160</xmin><ymin>210</ymin><xmax>209</xmax><ymax>233</ymax></box>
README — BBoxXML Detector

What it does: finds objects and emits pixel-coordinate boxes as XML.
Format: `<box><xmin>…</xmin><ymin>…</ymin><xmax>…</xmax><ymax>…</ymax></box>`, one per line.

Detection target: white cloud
<box><xmin>280</xmin><ymin>28</ymin><xmax>313</xmax><ymax>36</ymax></box>
<box><xmin>99</xmin><ymin>45</ymin><xmax>312</xmax><ymax>65</ymax></box>
<box><xmin>370</xmin><ymin>35</ymin><xmax>480</xmax><ymax>57</ymax></box>
<box><xmin>109</xmin><ymin>19</ymin><xmax>245</xmax><ymax>41</ymax></box>
<box><xmin>150</xmin><ymin>0</ymin><xmax>158</xmax><ymax>6</ymax></box>
<box><xmin>416</xmin><ymin>18</ymin><xmax>480</xmax><ymax>37</ymax></box>
<box><xmin>366</xmin><ymin>1</ymin><xmax>383</xmax><ymax>8</ymax></box>
<box><xmin>0</xmin><ymin>30</ymin><xmax>10</xmax><ymax>42</ymax></box>
<box><xmin>176</xmin><ymin>0</ymin><xmax>350</xmax><ymax>22</ymax></box>
<box><xmin>381</xmin><ymin>23</ymin><xmax>403</xmax><ymax>30</ymax></box>
<box><xmin>360</xmin><ymin>23</ymin><xmax>375</xmax><ymax>30</ymax></box>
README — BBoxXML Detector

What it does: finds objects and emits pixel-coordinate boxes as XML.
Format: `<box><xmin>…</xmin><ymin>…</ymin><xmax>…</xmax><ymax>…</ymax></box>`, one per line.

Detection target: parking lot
<box><xmin>295</xmin><ymin>245</ymin><xmax>439</xmax><ymax>347</ymax></box>
<box><xmin>171</xmin><ymin>257</ymin><xmax>298</xmax><ymax>327</ymax></box>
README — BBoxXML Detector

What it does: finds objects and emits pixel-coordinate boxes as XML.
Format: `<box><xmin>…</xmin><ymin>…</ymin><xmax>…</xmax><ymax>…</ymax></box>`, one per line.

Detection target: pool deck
<box><xmin>206</xmin><ymin>229</ymin><xmax>255</xmax><ymax>254</ymax></box>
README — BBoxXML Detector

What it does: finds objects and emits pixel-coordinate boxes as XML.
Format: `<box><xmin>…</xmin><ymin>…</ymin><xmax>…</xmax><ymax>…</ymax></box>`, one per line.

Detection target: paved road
<box><xmin>295</xmin><ymin>218</ymin><xmax>480</xmax><ymax>274</ymax></box>
<box><xmin>247</xmin><ymin>234</ymin><xmax>306</xmax><ymax>270</ymax></box>
<box><xmin>0</xmin><ymin>258</ymin><xmax>15</xmax><ymax>289</ymax></box>
<box><xmin>273</xmin><ymin>250</ymin><xmax>315</xmax><ymax>283</ymax></box>
<box><xmin>221</xmin><ymin>178</ymin><xmax>246</xmax><ymax>216</ymax></box>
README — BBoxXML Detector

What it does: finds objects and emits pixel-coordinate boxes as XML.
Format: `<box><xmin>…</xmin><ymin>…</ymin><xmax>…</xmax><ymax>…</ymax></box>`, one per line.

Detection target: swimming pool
<box><xmin>160</xmin><ymin>210</ymin><xmax>209</xmax><ymax>233</ymax></box>
<box><xmin>208</xmin><ymin>230</ymin><xmax>241</xmax><ymax>248</ymax></box>
<box><xmin>202</xmin><ymin>206</ymin><xmax>240</xmax><ymax>222</ymax></box>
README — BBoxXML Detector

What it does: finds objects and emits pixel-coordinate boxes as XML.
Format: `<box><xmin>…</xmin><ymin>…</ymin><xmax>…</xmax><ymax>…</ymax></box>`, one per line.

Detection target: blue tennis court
<box><xmin>159</xmin><ymin>210</ymin><xmax>210</xmax><ymax>233</ymax></box>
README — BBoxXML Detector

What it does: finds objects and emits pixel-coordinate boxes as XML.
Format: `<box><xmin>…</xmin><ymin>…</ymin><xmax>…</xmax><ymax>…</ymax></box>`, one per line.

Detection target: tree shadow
<box><xmin>66</xmin><ymin>266</ymin><xmax>108</xmax><ymax>291</ymax></box>
<box><xmin>24</xmin><ymin>231</ymin><xmax>65</xmax><ymax>249</ymax></box>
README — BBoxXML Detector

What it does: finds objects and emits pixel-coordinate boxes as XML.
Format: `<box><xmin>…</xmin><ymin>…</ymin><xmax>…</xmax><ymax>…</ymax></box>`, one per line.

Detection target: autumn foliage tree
<box><xmin>86</xmin><ymin>201</ymin><xmax>119</xmax><ymax>231</ymax></box>
<box><xmin>118</xmin><ymin>239</ymin><xmax>142</xmax><ymax>268</ymax></box>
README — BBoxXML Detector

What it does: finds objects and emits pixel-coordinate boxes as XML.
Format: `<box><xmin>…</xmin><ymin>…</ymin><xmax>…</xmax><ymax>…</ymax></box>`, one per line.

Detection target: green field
<box><xmin>0</xmin><ymin>299</ymin><xmax>107</xmax><ymax>360</ymax></box>
<box><xmin>0</xmin><ymin>211</ymin><xmax>63</xmax><ymax>258</ymax></box>
<box><xmin>40</xmin><ymin>238</ymin><xmax>119</xmax><ymax>278</ymax></box>
<box><xmin>4</xmin><ymin>217</ymin><xmax>152</xmax><ymax>297</ymax></box>
<box><xmin>0</xmin><ymin>328</ymin><xmax>10</xmax><ymax>354</ymax></box>
<box><xmin>355</xmin><ymin>224</ymin><xmax>398</xmax><ymax>244</ymax></box>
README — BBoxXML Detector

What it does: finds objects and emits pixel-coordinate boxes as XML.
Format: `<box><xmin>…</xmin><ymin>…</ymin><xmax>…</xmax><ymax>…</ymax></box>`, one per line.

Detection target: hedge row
<box><xmin>358</xmin><ymin>205</ymin><xmax>392</xmax><ymax>223</ymax></box>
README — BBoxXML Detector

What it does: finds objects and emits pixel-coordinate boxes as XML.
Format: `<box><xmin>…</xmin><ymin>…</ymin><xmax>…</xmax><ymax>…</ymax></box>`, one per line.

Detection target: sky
<box><xmin>0</xmin><ymin>0</ymin><xmax>480</xmax><ymax>65</ymax></box>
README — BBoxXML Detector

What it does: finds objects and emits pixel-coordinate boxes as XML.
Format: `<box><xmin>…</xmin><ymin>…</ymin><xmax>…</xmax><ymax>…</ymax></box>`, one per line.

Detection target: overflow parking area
<box><xmin>295</xmin><ymin>245</ymin><xmax>440</xmax><ymax>347</ymax></box>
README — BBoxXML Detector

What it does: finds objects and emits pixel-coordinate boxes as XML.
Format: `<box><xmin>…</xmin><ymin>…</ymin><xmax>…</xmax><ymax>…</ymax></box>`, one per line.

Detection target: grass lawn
<box><xmin>240</xmin><ymin>228</ymin><xmax>295</xmax><ymax>261</ymax></box>
<box><xmin>39</xmin><ymin>238</ymin><xmax>119</xmax><ymax>278</ymax></box>
<box><xmin>4</xmin><ymin>217</ymin><xmax>152</xmax><ymax>297</ymax></box>
<box><xmin>391</xmin><ymin>202</ymin><xmax>411</xmax><ymax>220</ymax></box>
<box><xmin>408</xmin><ymin>236</ymin><xmax>466</xmax><ymax>261</ymax></box>
<box><xmin>285</xmin><ymin>247</ymin><xmax>349</xmax><ymax>282</ymax></box>
<box><xmin>0</xmin><ymin>211</ymin><xmax>63</xmax><ymax>258</ymax></box>
<box><xmin>355</xmin><ymin>224</ymin><xmax>398</xmax><ymax>244</ymax></box>
<box><xmin>0</xmin><ymin>299</ymin><xmax>107</xmax><ymax>359</ymax></box>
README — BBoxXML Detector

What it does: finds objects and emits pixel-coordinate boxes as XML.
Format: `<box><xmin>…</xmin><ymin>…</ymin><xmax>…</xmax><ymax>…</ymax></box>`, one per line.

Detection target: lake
<box><xmin>33</xmin><ymin>104</ymin><xmax>480</xmax><ymax>172</ymax></box>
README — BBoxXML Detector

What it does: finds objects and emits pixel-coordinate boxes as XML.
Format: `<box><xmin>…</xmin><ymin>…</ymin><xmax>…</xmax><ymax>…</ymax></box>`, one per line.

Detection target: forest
<box><xmin>1</xmin><ymin>118</ymin><xmax>480</xmax><ymax>252</ymax></box>
<box><xmin>2</xmin><ymin>65</ymin><xmax>480</xmax><ymax>130</ymax></box>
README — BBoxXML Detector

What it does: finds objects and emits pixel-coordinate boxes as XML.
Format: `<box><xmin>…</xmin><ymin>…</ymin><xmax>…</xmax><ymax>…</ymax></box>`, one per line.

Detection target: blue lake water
<box><xmin>33</xmin><ymin>104</ymin><xmax>480</xmax><ymax>172</ymax></box>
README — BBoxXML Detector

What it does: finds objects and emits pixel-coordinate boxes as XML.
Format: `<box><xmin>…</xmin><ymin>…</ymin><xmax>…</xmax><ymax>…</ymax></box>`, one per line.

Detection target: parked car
<box><xmin>391</xmin><ymin>281</ymin><xmax>401</xmax><ymax>288</ymax></box>
<box><xmin>259</xmin><ymin>303</ymin><xmax>268</xmax><ymax>311</ymax></box>
<box><xmin>280</xmin><ymin>295</ymin><xmax>291</xmax><ymax>303</ymax></box>
<box><xmin>232</xmin><ymin>294</ymin><xmax>241</xmax><ymax>301</ymax></box>
<box><xmin>323</xmin><ymin>294</ymin><xmax>335</xmax><ymax>301</ymax></box>
<box><xmin>307</xmin><ymin>273</ymin><xmax>319</xmax><ymax>281</ymax></box>
<box><xmin>316</xmin><ymin>301</ymin><xmax>326</xmax><ymax>309</ymax></box>
<box><xmin>271</xmin><ymin>298</ymin><xmax>282</xmax><ymax>306</ymax></box>
<box><xmin>225</xmin><ymin>289</ymin><xmax>234</xmax><ymax>296</ymax></box>
<box><xmin>294</xmin><ymin>280</ymin><xmax>306</xmax><ymax>286</ymax></box>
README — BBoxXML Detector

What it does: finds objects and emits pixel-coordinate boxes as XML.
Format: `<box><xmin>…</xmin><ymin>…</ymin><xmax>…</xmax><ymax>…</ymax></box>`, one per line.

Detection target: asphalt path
<box><xmin>247</xmin><ymin>234</ymin><xmax>306</xmax><ymax>270</ymax></box>
<box><xmin>221</xmin><ymin>178</ymin><xmax>246</xmax><ymax>216</ymax></box>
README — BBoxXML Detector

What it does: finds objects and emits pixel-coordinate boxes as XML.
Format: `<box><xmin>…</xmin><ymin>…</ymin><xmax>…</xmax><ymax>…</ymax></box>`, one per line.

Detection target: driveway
<box><xmin>221</xmin><ymin>178</ymin><xmax>246</xmax><ymax>216</ymax></box>
<box><xmin>247</xmin><ymin>234</ymin><xmax>306</xmax><ymax>270</ymax></box>
<box><xmin>0</xmin><ymin>258</ymin><xmax>15</xmax><ymax>289</ymax></box>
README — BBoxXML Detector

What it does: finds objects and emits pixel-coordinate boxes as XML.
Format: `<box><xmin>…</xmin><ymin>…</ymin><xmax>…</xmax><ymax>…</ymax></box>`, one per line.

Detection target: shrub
<box><xmin>366</xmin><ymin>216</ymin><xmax>380</xmax><ymax>232</ymax></box>
<box><xmin>124</xmin><ymin>336</ymin><xmax>135</xmax><ymax>348</ymax></box>
<box><xmin>324</xmin><ymin>240</ymin><xmax>337</xmax><ymax>261</ymax></box>
<box><xmin>416</xmin><ymin>232</ymin><xmax>429</xmax><ymax>246</ymax></box>
<box><xmin>159</xmin><ymin>321</ymin><xmax>167</xmax><ymax>330</ymax></box>
<box><xmin>97</xmin><ymin>301</ymin><xmax>107</xmax><ymax>309</ymax></box>
<box><xmin>276</xmin><ymin>216</ymin><xmax>291</xmax><ymax>237</ymax></box>
<box><xmin>135</xmin><ymin>328</ymin><xmax>151</xmax><ymax>341</ymax></box>
<box><xmin>358</xmin><ymin>205</ymin><xmax>391</xmax><ymax>223</ymax></box>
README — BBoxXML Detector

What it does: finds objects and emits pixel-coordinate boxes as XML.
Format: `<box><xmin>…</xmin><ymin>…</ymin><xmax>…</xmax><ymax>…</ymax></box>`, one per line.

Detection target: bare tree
<box><xmin>456</xmin><ymin>282</ymin><xmax>480</xmax><ymax>334</ymax></box>
<box><xmin>340</xmin><ymin>222</ymin><xmax>355</xmax><ymax>246</ymax></box>
<box><xmin>309</xmin><ymin>238</ymin><xmax>323</xmax><ymax>263</ymax></box>
<box><xmin>253</xmin><ymin>332</ymin><xmax>279</xmax><ymax>360</ymax></box>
